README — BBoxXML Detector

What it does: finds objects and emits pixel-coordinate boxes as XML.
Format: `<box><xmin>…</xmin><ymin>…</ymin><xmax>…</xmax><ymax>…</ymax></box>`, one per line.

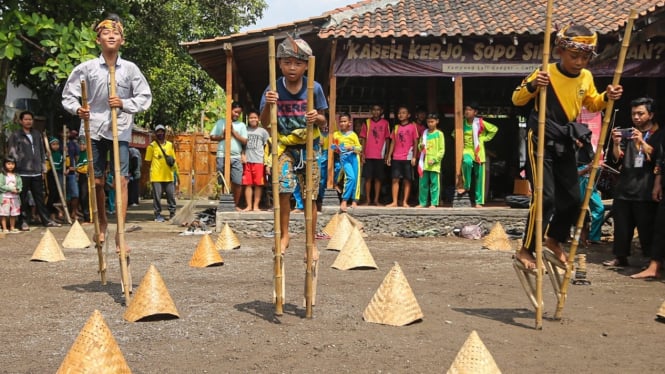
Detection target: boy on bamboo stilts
<box><xmin>512</xmin><ymin>25</ymin><xmax>623</xmax><ymax>269</ymax></box>
<box><xmin>62</xmin><ymin>14</ymin><xmax>152</xmax><ymax>250</ymax></box>
<box><xmin>259</xmin><ymin>36</ymin><xmax>328</xmax><ymax>262</ymax></box>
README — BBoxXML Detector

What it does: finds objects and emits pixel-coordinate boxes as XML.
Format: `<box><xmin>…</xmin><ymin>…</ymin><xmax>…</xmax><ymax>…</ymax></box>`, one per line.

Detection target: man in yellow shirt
<box><xmin>145</xmin><ymin>125</ymin><xmax>178</xmax><ymax>222</ymax></box>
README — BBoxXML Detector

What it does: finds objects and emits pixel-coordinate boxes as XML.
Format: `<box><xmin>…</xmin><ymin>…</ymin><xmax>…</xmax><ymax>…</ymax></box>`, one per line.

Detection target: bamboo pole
<box><xmin>453</xmin><ymin>76</ymin><xmax>463</xmax><ymax>191</ymax></box>
<box><xmin>327</xmin><ymin>39</ymin><xmax>338</xmax><ymax>189</ymax></box>
<box><xmin>109</xmin><ymin>64</ymin><xmax>131</xmax><ymax>303</ymax></box>
<box><xmin>224</xmin><ymin>45</ymin><xmax>233</xmax><ymax>195</ymax></box>
<box><xmin>304</xmin><ymin>56</ymin><xmax>316</xmax><ymax>318</ymax></box>
<box><xmin>554</xmin><ymin>9</ymin><xmax>637</xmax><ymax>320</ymax></box>
<box><xmin>81</xmin><ymin>80</ymin><xmax>106</xmax><ymax>285</ymax></box>
<box><xmin>268</xmin><ymin>37</ymin><xmax>284</xmax><ymax>316</ymax></box>
<box><xmin>42</xmin><ymin>133</ymin><xmax>71</xmax><ymax>225</ymax></box>
<box><xmin>534</xmin><ymin>0</ymin><xmax>555</xmax><ymax>330</ymax></box>
<box><xmin>62</xmin><ymin>124</ymin><xmax>72</xmax><ymax>224</ymax></box>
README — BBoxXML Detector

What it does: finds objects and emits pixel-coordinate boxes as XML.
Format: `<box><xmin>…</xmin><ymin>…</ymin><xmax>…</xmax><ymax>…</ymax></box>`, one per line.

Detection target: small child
<box><xmin>47</xmin><ymin>137</ymin><xmax>66</xmax><ymax>222</ymax></box>
<box><xmin>332</xmin><ymin>113</ymin><xmax>362</xmax><ymax>212</ymax></box>
<box><xmin>242</xmin><ymin>108</ymin><xmax>270</xmax><ymax>211</ymax></box>
<box><xmin>417</xmin><ymin>113</ymin><xmax>445</xmax><ymax>208</ymax></box>
<box><xmin>0</xmin><ymin>156</ymin><xmax>22</xmax><ymax>233</ymax></box>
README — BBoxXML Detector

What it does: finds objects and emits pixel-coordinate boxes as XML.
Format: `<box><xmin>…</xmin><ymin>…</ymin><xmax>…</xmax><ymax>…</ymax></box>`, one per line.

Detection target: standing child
<box><xmin>242</xmin><ymin>109</ymin><xmax>270</xmax><ymax>211</ymax></box>
<box><xmin>260</xmin><ymin>36</ymin><xmax>328</xmax><ymax>259</ymax></box>
<box><xmin>0</xmin><ymin>157</ymin><xmax>22</xmax><ymax>233</ymax></box>
<box><xmin>512</xmin><ymin>24</ymin><xmax>622</xmax><ymax>268</ymax></box>
<box><xmin>46</xmin><ymin>137</ymin><xmax>66</xmax><ymax>223</ymax></box>
<box><xmin>332</xmin><ymin>113</ymin><xmax>362</xmax><ymax>212</ymax></box>
<box><xmin>359</xmin><ymin>104</ymin><xmax>391</xmax><ymax>206</ymax></box>
<box><xmin>417</xmin><ymin>113</ymin><xmax>445</xmax><ymax>208</ymax></box>
<box><xmin>386</xmin><ymin>106</ymin><xmax>419</xmax><ymax>207</ymax></box>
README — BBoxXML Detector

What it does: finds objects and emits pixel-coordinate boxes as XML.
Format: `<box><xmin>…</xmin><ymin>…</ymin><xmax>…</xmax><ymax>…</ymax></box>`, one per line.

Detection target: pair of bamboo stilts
<box><xmin>79</xmin><ymin>64</ymin><xmax>131</xmax><ymax>303</ymax></box>
<box><xmin>517</xmin><ymin>5</ymin><xmax>637</xmax><ymax>328</ymax></box>
<box><xmin>269</xmin><ymin>36</ymin><xmax>317</xmax><ymax>318</ymax></box>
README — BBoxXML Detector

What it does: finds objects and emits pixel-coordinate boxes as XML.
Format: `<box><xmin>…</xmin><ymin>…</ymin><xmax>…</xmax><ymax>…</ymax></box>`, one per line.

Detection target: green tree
<box><xmin>1</xmin><ymin>0</ymin><xmax>266</xmax><ymax>131</ymax></box>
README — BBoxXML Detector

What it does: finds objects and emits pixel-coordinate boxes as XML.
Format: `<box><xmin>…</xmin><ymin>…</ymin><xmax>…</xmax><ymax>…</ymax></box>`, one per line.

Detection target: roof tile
<box><xmin>320</xmin><ymin>0</ymin><xmax>665</xmax><ymax>39</ymax></box>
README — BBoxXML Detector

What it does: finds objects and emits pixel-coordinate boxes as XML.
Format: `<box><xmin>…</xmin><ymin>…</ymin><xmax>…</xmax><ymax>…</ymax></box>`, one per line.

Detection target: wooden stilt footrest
<box><xmin>303</xmin><ymin>260</ymin><xmax>318</xmax><ymax>307</ymax></box>
<box><xmin>543</xmin><ymin>249</ymin><xmax>566</xmax><ymax>305</ymax></box>
<box><xmin>512</xmin><ymin>257</ymin><xmax>539</xmax><ymax>309</ymax></box>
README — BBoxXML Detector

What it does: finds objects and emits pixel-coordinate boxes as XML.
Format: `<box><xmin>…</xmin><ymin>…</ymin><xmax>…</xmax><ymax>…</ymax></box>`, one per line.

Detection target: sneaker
<box><xmin>46</xmin><ymin>221</ymin><xmax>62</xmax><ymax>227</ymax></box>
<box><xmin>155</xmin><ymin>215</ymin><xmax>165</xmax><ymax>223</ymax></box>
<box><xmin>20</xmin><ymin>222</ymin><xmax>30</xmax><ymax>231</ymax></box>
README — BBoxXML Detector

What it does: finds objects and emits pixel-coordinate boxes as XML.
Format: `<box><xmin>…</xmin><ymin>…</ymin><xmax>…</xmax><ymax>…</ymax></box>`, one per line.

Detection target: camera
<box><xmin>615</xmin><ymin>128</ymin><xmax>633</xmax><ymax>139</ymax></box>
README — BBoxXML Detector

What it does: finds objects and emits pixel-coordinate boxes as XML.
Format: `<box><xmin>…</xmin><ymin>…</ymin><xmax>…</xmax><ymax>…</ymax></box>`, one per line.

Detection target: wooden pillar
<box><xmin>223</xmin><ymin>43</ymin><xmax>233</xmax><ymax>194</ymax></box>
<box><xmin>327</xmin><ymin>39</ymin><xmax>338</xmax><ymax>189</ymax></box>
<box><xmin>454</xmin><ymin>75</ymin><xmax>463</xmax><ymax>189</ymax></box>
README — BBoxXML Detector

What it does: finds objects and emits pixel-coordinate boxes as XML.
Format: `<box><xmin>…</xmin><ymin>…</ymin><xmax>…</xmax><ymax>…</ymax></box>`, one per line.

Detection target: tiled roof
<box><xmin>320</xmin><ymin>0</ymin><xmax>665</xmax><ymax>39</ymax></box>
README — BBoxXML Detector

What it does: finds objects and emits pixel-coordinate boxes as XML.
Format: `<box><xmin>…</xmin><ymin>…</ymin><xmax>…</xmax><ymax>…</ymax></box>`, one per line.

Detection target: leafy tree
<box><xmin>1</xmin><ymin>0</ymin><xmax>266</xmax><ymax>132</ymax></box>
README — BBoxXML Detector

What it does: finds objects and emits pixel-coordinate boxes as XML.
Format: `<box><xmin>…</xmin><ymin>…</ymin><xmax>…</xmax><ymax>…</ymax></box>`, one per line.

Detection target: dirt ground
<box><xmin>1</xmin><ymin>202</ymin><xmax>664</xmax><ymax>373</ymax></box>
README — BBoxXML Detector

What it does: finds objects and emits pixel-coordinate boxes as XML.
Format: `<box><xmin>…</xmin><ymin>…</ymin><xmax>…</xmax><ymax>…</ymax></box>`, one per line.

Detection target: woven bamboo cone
<box><xmin>657</xmin><ymin>300</ymin><xmax>665</xmax><ymax>321</ymax></box>
<box><xmin>322</xmin><ymin>212</ymin><xmax>339</xmax><ymax>236</ymax></box>
<box><xmin>31</xmin><ymin>229</ymin><xmax>66</xmax><ymax>262</ymax></box>
<box><xmin>216</xmin><ymin>222</ymin><xmax>240</xmax><ymax>251</ymax></box>
<box><xmin>57</xmin><ymin>310</ymin><xmax>131</xmax><ymax>374</ymax></box>
<box><xmin>189</xmin><ymin>234</ymin><xmax>224</xmax><ymax>268</ymax></box>
<box><xmin>326</xmin><ymin>213</ymin><xmax>353</xmax><ymax>251</ymax></box>
<box><xmin>363</xmin><ymin>262</ymin><xmax>423</xmax><ymax>326</ymax></box>
<box><xmin>62</xmin><ymin>220</ymin><xmax>92</xmax><ymax>249</ymax></box>
<box><xmin>447</xmin><ymin>330</ymin><xmax>501</xmax><ymax>374</ymax></box>
<box><xmin>343</xmin><ymin>212</ymin><xmax>364</xmax><ymax>230</ymax></box>
<box><xmin>483</xmin><ymin>222</ymin><xmax>513</xmax><ymax>252</ymax></box>
<box><xmin>123</xmin><ymin>264</ymin><xmax>179</xmax><ymax>322</ymax></box>
<box><xmin>331</xmin><ymin>226</ymin><xmax>377</xmax><ymax>270</ymax></box>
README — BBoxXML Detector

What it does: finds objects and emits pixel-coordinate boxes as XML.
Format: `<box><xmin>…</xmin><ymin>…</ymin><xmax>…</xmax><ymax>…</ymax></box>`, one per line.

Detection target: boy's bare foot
<box><xmin>457</xmin><ymin>188</ymin><xmax>467</xmax><ymax>195</ymax></box>
<box><xmin>630</xmin><ymin>261</ymin><xmax>661</xmax><ymax>279</ymax></box>
<box><xmin>241</xmin><ymin>207</ymin><xmax>252</xmax><ymax>212</ymax></box>
<box><xmin>429</xmin><ymin>205</ymin><xmax>437</xmax><ymax>209</ymax></box>
<box><xmin>474</xmin><ymin>204</ymin><xmax>484</xmax><ymax>208</ymax></box>
<box><xmin>292</xmin><ymin>209</ymin><xmax>303</xmax><ymax>214</ymax></box>
<box><xmin>304</xmin><ymin>246</ymin><xmax>319</xmax><ymax>263</ymax></box>
<box><xmin>351</xmin><ymin>201</ymin><xmax>358</xmax><ymax>209</ymax></box>
<box><xmin>544</xmin><ymin>237</ymin><xmax>568</xmax><ymax>264</ymax></box>
<box><xmin>340</xmin><ymin>201</ymin><xmax>348</xmax><ymax>212</ymax></box>
<box><xmin>400</xmin><ymin>201</ymin><xmax>410</xmax><ymax>208</ymax></box>
<box><xmin>415</xmin><ymin>205</ymin><xmax>425</xmax><ymax>208</ymax></box>
<box><xmin>515</xmin><ymin>247</ymin><xmax>537</xmax><ymax>270</ymax></box>
<box><xmin>372</xmin><ymin>201</ymin><xmax>382</xmax><ymax>206</ymax></box>
<box><xmin>385</xmin><ymin>202</ymin><xmax>398</xmax><ymax>207</ymax></box>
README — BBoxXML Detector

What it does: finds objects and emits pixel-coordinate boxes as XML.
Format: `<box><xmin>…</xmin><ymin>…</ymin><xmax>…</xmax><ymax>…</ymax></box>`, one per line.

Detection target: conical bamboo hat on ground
<box><xmin>657</xmin><ymin>300</ymin><xmax>665</xmax><ymax>321</ymax></box>
<box><xmin>31</xmin><ymin>229</ymin><xmax>65</xmax><ymax>262</ymax></box>
<box><xmin>216</xmin><ymin>223</ymin><xmax>240</xmax><ymax>251</ymax></box>
<box><xmin>483</xmin><ymin>222</ymin><xmax>513</xmax><ymax>252</ymax></box>
<box><xmin>322</xmin><ymin>212</ymin><xmax>340</xmax><ymax>236</ymax></box>
<box><xmin>189</xmin><ymin>234</ymin><xmax>224</xmax><ymax>267</ymax></box>
<box><xmin>344</xmin><ymin>212</ymin><xmax>364</xmax><ymax>230</ymax></box>
<box><xmin>62</xmin><ymin>220</ymin><xmax>92</xmax><ymax>249</ymax></box>
<box><xmin>447</xmin><ymin>330</ymin><xmax>502</xmax><ymax>374</ymax></box>
<box><xmin>331</xmin><ymin>226</ymin><xmax>377</xmax><ymax>270</ymax></box>
<box><xmin>123</xmin><ymin>264</ymin><xmax>180</xmax><ymax>322</ymax></box>
<box><xmin>326</xmin><ymin>213</ymin><xmax>353</xmax><ymax>251</ymax></box>
<box><xmin>363</xmin><ymin>262</ymin><xmax>423</xmax><ymax>326</ymax></box>
<box><xmin>57</xmin><ymin>310</ymin><xmax>131</xmax><ymax>373</ymax></box>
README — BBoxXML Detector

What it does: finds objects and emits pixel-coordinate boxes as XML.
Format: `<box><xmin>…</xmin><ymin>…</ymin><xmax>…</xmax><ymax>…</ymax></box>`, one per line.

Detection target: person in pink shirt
<box><xmin>386</xmin><ymin>106</ymin><xmax>419</xmax><ymax>207</ymax></box>
<box><xmin>359</xmin><ymin>104</ymin><xmax>391</xmax><ymax>205</ymax></box>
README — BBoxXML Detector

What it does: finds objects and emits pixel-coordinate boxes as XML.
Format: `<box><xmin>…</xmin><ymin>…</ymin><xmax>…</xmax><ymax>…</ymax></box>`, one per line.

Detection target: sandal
<box><xmin>602</xmin><ymin>257</ymin><xmax>629</xmax><ymax>267</ymax></box>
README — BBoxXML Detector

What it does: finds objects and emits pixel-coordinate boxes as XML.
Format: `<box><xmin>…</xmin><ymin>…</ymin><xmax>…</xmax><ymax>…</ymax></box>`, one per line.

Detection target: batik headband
<box><xmin>95</xmin><ymin>19</ymin><xmax>124</xmax><ymax>36</ymax></box>
<box><xmin>555</xmin><ymin>26</ymin><xmax>597</xmax><ymax>56</ymax></box>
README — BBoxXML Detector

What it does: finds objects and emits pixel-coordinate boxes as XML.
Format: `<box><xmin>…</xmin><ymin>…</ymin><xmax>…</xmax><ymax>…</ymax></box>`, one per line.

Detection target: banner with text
<box><xmin>333</xmin><ymin>37</ymin><xmax>665</xmax><ymax>77</ymax></box>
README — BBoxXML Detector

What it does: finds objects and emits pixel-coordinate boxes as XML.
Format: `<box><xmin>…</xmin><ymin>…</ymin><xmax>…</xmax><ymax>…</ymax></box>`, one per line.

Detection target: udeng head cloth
<box><xmin>555</xmin><ymin>25</ymin><xmax>597</xmax><ymax>56</ymax></box>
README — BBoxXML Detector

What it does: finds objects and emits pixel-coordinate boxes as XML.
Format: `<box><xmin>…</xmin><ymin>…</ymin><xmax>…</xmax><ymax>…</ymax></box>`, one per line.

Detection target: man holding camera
<box><xmin>146</xmin><ymin>124</ymin><xmax>178</xmax><ymax>222</ymax></box>
<box><xmin>603</xmin><ymin>97</ymin><xmax>662</xmax><ymax>267</ymax></box>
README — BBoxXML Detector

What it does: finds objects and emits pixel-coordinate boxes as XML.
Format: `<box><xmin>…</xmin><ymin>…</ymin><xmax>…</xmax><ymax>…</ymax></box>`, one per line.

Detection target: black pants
<box><xmin>128</xmin><ymin>177</ymin><xmax>140</xmax><ymax>205</ymax></box>
<box><xmin>78</xmin><ymin>173</ymin><xmax>90</xmax><ymax>221</ymax></box>
<box><xmin>18</xmin><ymin>175</ymin><xmax>50</xmax><ymax>226</ymax></box>
<box><xmin>650</xmin><ymin>199</ymin><xmax>665</xmax><ymax>263</ymax></box>
<box><xmin>612</xmin><ymin>199</ymin><xmax>656</xmax><ymax>258</ymax></box>
<box><xmin>523</xmin><ymin>131</ymin><xmax>580</xmax><ymax>252</ymax></box>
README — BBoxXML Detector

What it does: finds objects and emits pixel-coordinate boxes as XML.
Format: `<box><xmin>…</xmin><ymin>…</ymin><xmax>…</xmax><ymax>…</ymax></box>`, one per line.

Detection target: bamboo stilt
<box><xmin>532</xmin><ymin>0</ymin><xmax>555</xmax><ymax>330</ymax></box>
<box><xmin>108</xmin><ymin>64</ymin><xmax>131</xmax><ymax>303</ymax></box>
<box><xmin>554</xmin><ymin>9</ymin><xmax>637</xmax><ymax>320</ymax></box>
<box><xmin>81</xmin><ymin>80</ymin><xmax>106</xmax><ymax>285</ymax></box>
<box><xmin>61</xmin><ymin>124</ymin><xmax>72</xmax><ymax>224</ymax></box>
<box><xmin>43</xmin><ymin>133</ymin><xmax>72</xmax><ymax>225</ymax></box>
<box><xmin>304</xmin><ymin>56</ymin><xmax>316</xmax><ymax>319</ymax></box>
<box><xmin>268</xmin><ymin>37</ymin><xmax>284</xmax><ymax>316</ymax></box>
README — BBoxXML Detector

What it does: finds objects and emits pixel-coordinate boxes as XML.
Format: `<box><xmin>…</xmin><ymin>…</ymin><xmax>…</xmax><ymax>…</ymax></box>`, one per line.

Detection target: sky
<box><xmin>243</xmin><ymin>0</ymin><xmax>355</xmax><ymax>31</ymax></box>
